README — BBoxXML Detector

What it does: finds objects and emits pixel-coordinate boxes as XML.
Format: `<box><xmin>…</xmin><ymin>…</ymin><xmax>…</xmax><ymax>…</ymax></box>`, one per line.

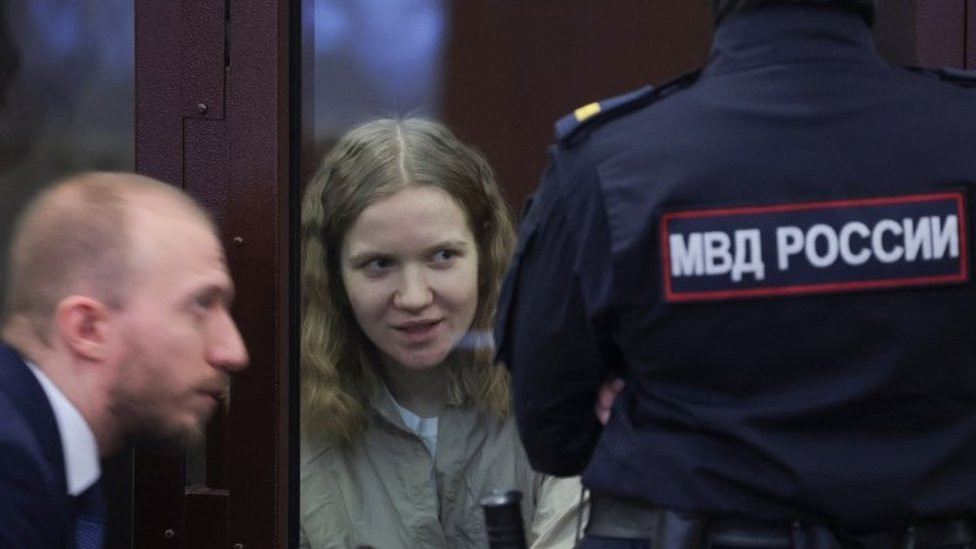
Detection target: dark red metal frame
<box><xmin>133</xmin><ymin>0</ymin><xmax>293</xmax><ymax>547</ymax></box>
<box><xmin>915</xmin><ymin>0</ymin><xmax>969</xmax><ymax>67</ymax></box>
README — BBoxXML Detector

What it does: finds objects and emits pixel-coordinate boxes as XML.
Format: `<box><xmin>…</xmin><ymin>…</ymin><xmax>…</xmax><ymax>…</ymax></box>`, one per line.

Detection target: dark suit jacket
<box><xmin>0</xmin><ymin>342</ymin><xmax>75</xmax><ymax>548</ymax></box>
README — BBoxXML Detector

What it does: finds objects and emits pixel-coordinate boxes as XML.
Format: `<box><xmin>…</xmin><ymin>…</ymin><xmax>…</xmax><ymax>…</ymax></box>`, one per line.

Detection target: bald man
<box><xmin>0</xmin><ymin>172</ymin><xmax>249</xmax><ymax>548</ymax></box>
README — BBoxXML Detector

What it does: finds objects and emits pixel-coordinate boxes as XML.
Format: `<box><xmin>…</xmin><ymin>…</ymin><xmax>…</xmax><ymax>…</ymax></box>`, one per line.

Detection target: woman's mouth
<box><xmin>394</xmin><ymin>319</ymin><xmax>442</xmax><ymax>342</ymax></box>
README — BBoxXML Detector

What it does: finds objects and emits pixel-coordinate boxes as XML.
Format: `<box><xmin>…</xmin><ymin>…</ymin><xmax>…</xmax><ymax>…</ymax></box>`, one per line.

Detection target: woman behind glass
<box><xmin>300</xmin><ymin>118</ymin><xmax>582</xmax><ymax>548</ymax></box>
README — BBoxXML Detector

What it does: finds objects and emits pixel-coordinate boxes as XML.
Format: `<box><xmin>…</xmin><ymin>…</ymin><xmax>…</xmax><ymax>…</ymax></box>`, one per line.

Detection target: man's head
<box><xmin>1</xmin><ymin>172</ymin><xmax>249</xmax><ymax>453</ymax></box>
<box><xmin>709</xmin><ymin>0</ymin><xmax>875</xmax><ymax>26</ymax></box>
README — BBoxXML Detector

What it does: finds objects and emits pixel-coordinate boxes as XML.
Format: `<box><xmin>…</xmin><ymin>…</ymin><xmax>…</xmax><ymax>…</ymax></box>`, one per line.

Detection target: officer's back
<box><xmin>497</xmin><ymin>0</ymin><xmax>976</xmax><ymax>546</ymax></box>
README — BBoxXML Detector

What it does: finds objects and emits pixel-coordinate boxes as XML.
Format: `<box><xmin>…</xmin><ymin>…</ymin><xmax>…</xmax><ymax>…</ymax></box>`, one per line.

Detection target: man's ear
<box><xmin>55</xmin><ymin>296</ymin><xmax>112</xmax><ymax>361</ymax></box>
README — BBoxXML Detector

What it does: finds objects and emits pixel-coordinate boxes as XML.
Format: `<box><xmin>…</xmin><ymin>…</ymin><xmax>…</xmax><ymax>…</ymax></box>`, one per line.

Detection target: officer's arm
<box><xmin>496</xmin><ymin>158</ymin><xmax>613</xmax><ymax>476</ymax></box>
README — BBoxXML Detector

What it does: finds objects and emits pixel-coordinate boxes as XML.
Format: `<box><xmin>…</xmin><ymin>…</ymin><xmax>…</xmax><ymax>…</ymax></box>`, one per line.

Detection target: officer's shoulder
<box><xmin>554</xmin><ymin>69</ymin><xmax>702</xmax><ymax>148</ymax></box>
<box><xmin>900</xmin><ymin>65</ymin><xmax>976</xmax><ymax>88</ymax></box>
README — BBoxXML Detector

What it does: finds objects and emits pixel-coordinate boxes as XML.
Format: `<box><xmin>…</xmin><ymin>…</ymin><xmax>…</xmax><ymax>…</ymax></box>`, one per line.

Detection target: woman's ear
<box><xmin>55</xmin><ymin>296</ymin><xmax>112</xmax><ymax>361</ymax></box>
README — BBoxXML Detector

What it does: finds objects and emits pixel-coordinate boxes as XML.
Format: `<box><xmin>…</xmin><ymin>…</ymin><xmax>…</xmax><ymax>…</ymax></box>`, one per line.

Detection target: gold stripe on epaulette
<box><xmin>574</xmin><ymin>102</ymin><xmax>601</xmax><ymax>122</ymax></box>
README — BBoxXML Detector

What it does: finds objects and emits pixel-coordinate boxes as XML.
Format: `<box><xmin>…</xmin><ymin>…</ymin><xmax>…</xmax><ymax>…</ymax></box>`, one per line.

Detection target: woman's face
<box><xmin>340</xmin><ymin>185</ymin><xmax>479</xmax><ymax>371</ymax></box>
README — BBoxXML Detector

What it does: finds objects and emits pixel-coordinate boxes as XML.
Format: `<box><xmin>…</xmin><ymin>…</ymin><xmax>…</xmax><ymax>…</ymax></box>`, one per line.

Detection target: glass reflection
<box><xmin>312</xmin><ymin>0</ymin><xmax>447</xmax><ymax>140</ymax></box>
<box><xmin>0</xmin><ymin>0</ymin><xmax>134</xmax><ymax>288</ymax></box>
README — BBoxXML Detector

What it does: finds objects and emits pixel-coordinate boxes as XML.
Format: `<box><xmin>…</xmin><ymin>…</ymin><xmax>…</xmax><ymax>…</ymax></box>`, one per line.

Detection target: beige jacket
<box><xmin>300</xmin><ymin>388</ymin><xmax>584</xmax><ymax>548</ymax></box>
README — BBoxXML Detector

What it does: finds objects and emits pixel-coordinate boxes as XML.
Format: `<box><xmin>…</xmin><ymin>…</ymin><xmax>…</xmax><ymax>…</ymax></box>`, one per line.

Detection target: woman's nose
<box><xmin>393</xmin><ymin>267</ymin><xmax>433</xmax><ymax>311</ymax></box>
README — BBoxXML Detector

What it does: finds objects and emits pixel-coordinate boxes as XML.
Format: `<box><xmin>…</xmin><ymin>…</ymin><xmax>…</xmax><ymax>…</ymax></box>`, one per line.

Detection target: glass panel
<box><xmin>0</xmin><ymin>0</ymin><xmax>134</xmax><ymax>288</ymax></box>
<box><xmin>299</xmin><ymin>3</ymin><xmax>716</xmax><ymax>548</ymax></box>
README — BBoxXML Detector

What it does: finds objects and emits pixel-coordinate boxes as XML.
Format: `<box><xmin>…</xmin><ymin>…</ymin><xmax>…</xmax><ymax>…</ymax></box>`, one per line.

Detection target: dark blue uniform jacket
<box><xmin>496</xmin><ymin>6</ymin><xmax>976</xmax><ymax>529</ymax></box>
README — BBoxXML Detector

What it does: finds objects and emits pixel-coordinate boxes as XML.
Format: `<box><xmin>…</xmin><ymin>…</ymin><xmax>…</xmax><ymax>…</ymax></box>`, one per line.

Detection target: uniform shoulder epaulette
<box><xmin>902</xmin><ymin>65</ymin><xmax>976</xmax><ymax>88</ymax></box>
<box><xmin>554</xmin><ymin>69</ymin><xmax>702</xmax><ymax>147</ymax></box>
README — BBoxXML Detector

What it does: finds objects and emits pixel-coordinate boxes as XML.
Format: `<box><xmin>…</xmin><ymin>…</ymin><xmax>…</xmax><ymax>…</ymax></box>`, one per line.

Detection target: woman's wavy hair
<box><xmin>301</xmin><ymin>117</ymin><xmax>516</xmax><ymax>445</ymax></box>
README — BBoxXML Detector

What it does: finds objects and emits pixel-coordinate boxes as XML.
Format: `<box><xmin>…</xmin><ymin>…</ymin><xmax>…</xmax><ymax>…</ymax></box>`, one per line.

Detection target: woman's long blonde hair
<box><xmin>301</xmin><ymin>118</ymin><xmax>516</xmax><ymax>445</ymax></box>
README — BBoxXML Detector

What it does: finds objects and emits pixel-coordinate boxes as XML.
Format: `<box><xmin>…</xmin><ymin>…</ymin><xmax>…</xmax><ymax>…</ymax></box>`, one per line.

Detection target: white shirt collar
<box><xmin>382</xmin><ymin>384</ymin><xmax>439</xmax><ymax>457</ymax></box>
<box><xmin>25</xmin><ymin>362</ymin><xmax>100</xmax><ymax>496</ymax></box>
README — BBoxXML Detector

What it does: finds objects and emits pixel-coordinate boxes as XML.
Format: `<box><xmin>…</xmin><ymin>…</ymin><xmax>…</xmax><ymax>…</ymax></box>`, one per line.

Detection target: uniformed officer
<box><xmin>495</xmin><ymin>1</ymin><xmax>976</xmax><ymax>548</ymax></box>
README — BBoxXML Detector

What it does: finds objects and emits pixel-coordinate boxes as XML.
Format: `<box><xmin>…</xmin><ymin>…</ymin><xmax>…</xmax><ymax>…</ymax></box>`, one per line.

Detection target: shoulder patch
<box><xmin>554</xmin><ymin>69</ymin><xmax>702</xmax><ymax>147</ymax></box>
<box><xmin>903</xmin><ymin>65</ymin><xmax>976</xmax><ymax>88</ymax></box>
<box><xmin>661</xmin><ymin>191</ymin><xmax>969</xmax><ymax>302</ymax></box>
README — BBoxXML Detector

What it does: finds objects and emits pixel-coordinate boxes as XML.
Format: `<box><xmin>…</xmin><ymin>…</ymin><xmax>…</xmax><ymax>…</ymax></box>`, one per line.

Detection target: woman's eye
<box><xmin>431</xmin><ymin>249</ymin><xmax>459</xmax><ymax>264</ymax></box>
<box><xmin>362</xmin><ymin>257</ymin><xmax>394</xmax><ymax>272</ymax></box>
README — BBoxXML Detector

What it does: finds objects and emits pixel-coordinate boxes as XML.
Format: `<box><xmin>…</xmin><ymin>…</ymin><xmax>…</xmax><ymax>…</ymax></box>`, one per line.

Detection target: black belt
<box><xmin>585</xmin><ymin>494</ymin><xmax>976</xmax><ymax>549</ymax></box>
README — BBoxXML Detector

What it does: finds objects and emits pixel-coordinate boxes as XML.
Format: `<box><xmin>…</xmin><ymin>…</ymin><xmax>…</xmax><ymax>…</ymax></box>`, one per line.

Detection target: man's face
<box><xmin>109</xmin><ymin>201</ymin><xmax>248</xmax><ymax>447</ymax></box>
